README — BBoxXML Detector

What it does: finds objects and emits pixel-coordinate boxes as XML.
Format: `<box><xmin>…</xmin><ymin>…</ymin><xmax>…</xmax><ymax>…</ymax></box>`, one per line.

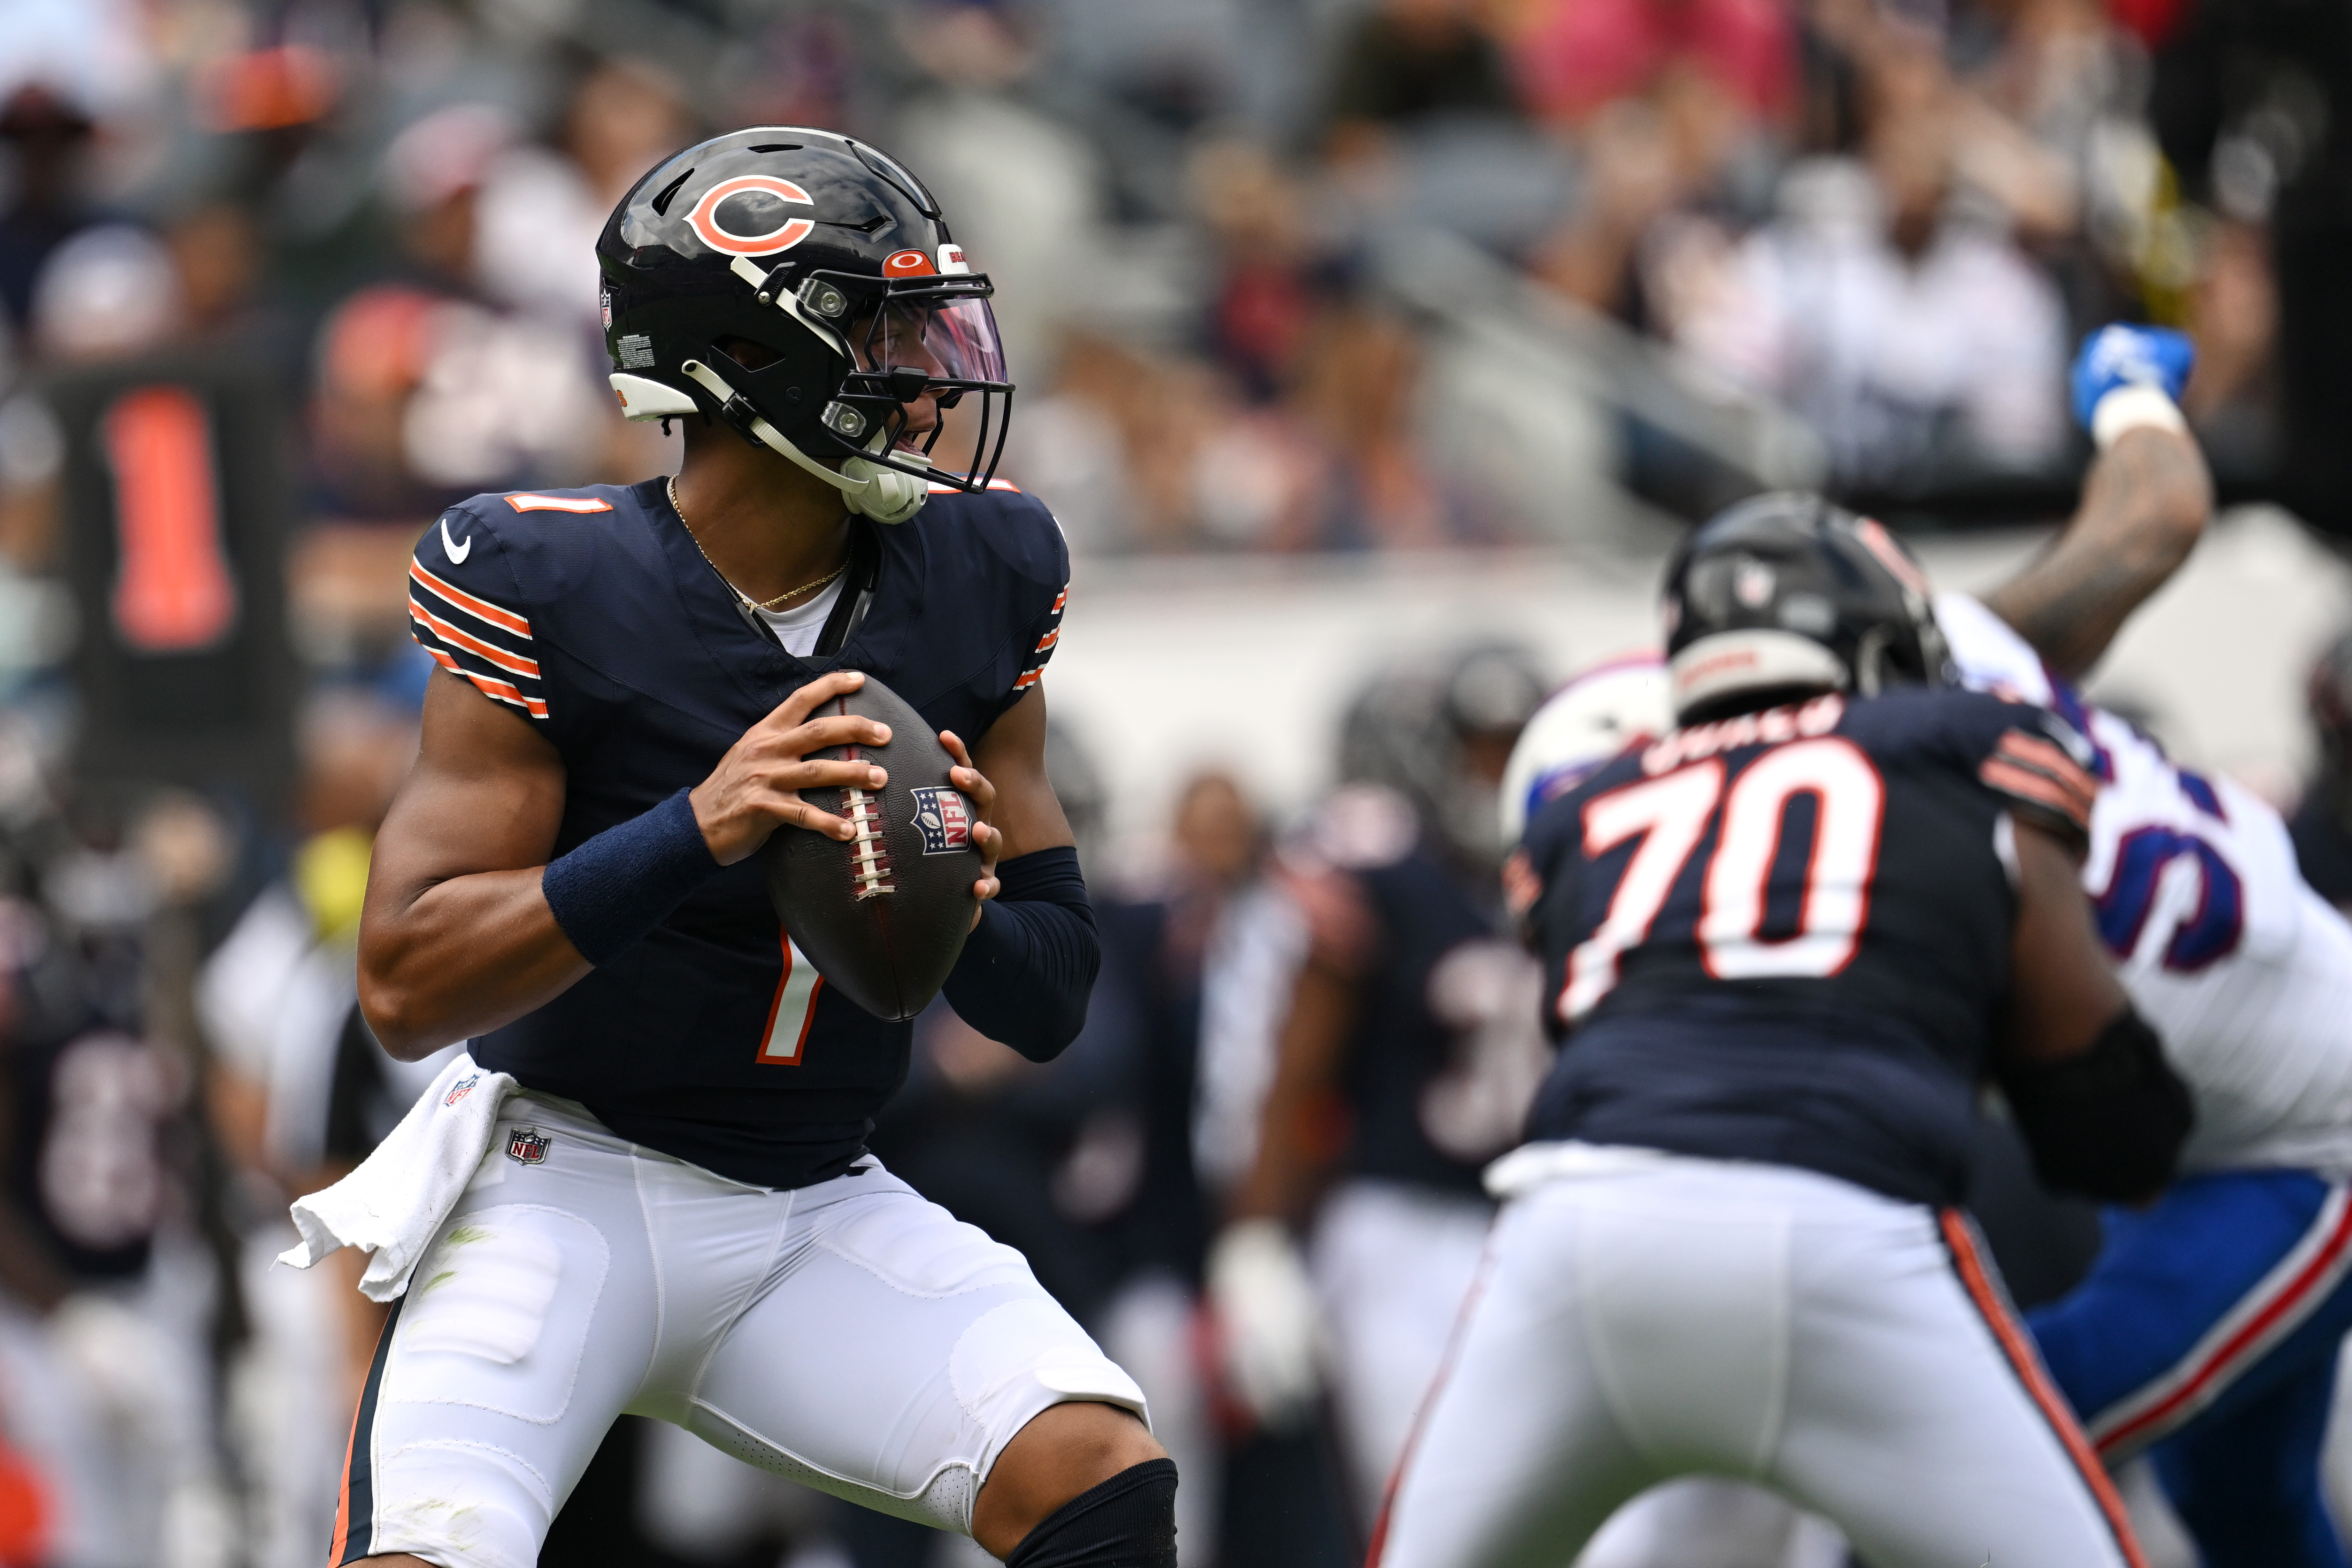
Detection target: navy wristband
<box><xmin>541</xmin><ymin>789</ymin><xmax>722</xmax><ymax>966</ymax></box>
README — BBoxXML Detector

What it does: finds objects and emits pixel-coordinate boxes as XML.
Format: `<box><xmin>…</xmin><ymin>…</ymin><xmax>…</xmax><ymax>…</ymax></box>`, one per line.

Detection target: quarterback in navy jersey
<box><xmin>1370</xmin><ymin>498</ymin><xmax>2193</xmax><ymax>1568</ymax></box>
<box><xmin>344</xmin><ymin>130</ymin><xmax>1172</xmax><ymax>1568</ymax></box>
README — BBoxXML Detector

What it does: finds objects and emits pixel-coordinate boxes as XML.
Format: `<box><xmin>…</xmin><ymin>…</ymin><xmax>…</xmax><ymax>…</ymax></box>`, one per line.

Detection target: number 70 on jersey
<box><xmin>1561</xmin><ymin>738</ymin><xmax>1887</xmax><ymax>1024</ymax></box>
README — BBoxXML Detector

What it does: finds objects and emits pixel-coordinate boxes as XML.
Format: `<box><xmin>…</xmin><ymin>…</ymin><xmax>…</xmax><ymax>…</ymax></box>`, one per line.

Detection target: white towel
<box><xmin>276</xmin><ymin>1052</ymin><xmax>520</xmax><ymax>1302</ymax></box>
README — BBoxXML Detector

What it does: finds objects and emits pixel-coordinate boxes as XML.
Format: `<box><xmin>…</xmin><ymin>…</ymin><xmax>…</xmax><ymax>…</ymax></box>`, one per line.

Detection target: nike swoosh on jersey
<box><xmin>441</xmin><ymin>517</ymin><xmax>472</xmax><ymax>564</ymax></box>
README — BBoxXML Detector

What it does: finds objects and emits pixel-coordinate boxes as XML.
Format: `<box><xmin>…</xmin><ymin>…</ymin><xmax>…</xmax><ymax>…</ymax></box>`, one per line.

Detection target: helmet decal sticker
<box><xmin>937</xmin><ymin>244</ymin><xmax>970</xmax><ymax>275</ymax></box>
<box><xmin>687</xmin><ymin>175</ymin><xmax>818</xmax><ymax>257</ymax></box>
<box><xmin>1853</xmin><ymin>515</ymin><xmax>1931</xmax><ymax>596</ymax></box>
<box><xmin>883</xmin><ymin>249</ymin><xmax>936</xmax><ymax>277</ymax></box>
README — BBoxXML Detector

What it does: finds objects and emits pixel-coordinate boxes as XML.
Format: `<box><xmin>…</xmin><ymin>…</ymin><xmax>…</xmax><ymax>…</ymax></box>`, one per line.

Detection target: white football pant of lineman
<box><xmin>1309</xmin><ymin>1178</ymin><xmax>1493</xmax><ymax>1521</ymax></box>
<box><xmin>331</xmin><ymin>1095</ymin><xmax>1146</xmax><ymax>1568</ymax></box>
<box><xmin>1373</xmin><ymin>1149</ymin><xmax>2145</xmax><ymax>1568</ymax></box>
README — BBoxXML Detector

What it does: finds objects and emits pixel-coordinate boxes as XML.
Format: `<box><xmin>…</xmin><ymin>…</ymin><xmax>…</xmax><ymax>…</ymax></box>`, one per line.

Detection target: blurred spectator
<box><xmin>28</xmin><ymin>223</ymin><xmax>181</xmax><ymax>363</ymax></box>
<box><xmin>0</xmin><ymin>85</ymin><xmax>96</xmax><ymax>335</ymax></box>
<box><xmin>2153</xmin><ymin>0</ymin><xmax>2352</xmax><ymax>540</ymax></box>
<box><xmin>474</xmin><ymin>59</ymin><xmax>693</xmax><ymax>326</ymax></box>
<box><xmin>1190</xmin><ymin>141</ymin><xmax>1331</xmax><ymax>405</ymax></box>
<box><xmin>1510</xmin><ymin>0</ymin><xmax>1795</xmax><ymax>130</ymax></box>
<box><xmin>895</xmin><ymin>1</ymin><xmax>1109</xmax><ymax>385</ymax></box>
<box><xmin>305</xmin><ymin>102</ymin><xmax>610</xmax><ymax>526</ymax></box>
<box><xmin>1322</xmin><ymin>0</ymin><xmax>1523</xmax><ymax>165</ymax></box>
<box><xmin>1650</xmin><ymin>58</ymin><xmax>2068</xmax><ymax>488</ymax></box>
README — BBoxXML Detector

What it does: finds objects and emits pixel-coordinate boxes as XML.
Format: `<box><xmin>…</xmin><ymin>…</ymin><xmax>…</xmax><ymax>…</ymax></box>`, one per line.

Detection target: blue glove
<box><xmin>2070</xmin><ymin>325</ymin><xmax>2194</xmax><ymax>431</ymax></box>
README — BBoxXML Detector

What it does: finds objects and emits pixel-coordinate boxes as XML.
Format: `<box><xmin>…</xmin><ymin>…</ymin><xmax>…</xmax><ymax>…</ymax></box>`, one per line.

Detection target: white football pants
<box><xmin>1373</xmin><ymin>1147</ymin><xmax>2146</xmax><ymax>1568</ymax></box>
<box><xmin>331</xmin><ymin>1094</ymin><xmax>1145</xmax><ymax>1568</ymax></box>
<box><xmin>1310</xmin><ymin>1179</ymin><xmax>1493</xmax><ymax>1521</ymax></box>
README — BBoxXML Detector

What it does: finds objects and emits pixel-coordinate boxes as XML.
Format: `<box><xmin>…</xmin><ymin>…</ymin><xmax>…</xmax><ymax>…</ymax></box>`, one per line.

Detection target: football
<box><xmin>760</xmin><ymin>673</ymin><xmax>984</xmax><ymax>1021</ymax></box>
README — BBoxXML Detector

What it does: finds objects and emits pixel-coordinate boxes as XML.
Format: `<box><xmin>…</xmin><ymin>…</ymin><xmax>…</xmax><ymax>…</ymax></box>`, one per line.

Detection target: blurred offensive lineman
<box><xmin>1208</xmin><ymin>647</ymin><xmax>1549</xmax><ymax>1524</ymax></box>
<box><xmin>345</xmin><ymin>131</ymin><xmax>1173</xmax><ymax>1568</ymax></box>
<box><xmin>1373</xmin><ymin>502</ymin><xmax>2194</xmax><ymax>1568</ymax></box>
<box><xmin>1512</xmin><ymin>329</ymin><xmax>2352</xmax><ymax>1567</ymax></box>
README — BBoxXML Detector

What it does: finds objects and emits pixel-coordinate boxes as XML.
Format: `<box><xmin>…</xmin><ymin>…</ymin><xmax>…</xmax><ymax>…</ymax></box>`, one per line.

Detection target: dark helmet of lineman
<box><xmin>1662</xmin><ymin>492</ymin><xmax>1949</xmax><ymax>723</ymax></box>
<box><xmin>596</xmin><ymin>127</ymin><xmax>1012</xmax><ymax>525</ymax></box>
<box><xmin>1338</xmin><ymin>642</ymin><xmax>1548</xmax><ymax>869</ymax></box>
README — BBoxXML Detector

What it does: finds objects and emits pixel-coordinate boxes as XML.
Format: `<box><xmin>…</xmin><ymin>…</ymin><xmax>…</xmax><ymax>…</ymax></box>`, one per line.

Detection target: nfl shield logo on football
<box><xmin>506</xmin><ymin>1128</ymin><xmax>550</xmax><ymax>1165</ymax></box>
<box><xmin>910</xmin><ymin>786</ymin><xmax>972</xmax><ymax>855</ymax></box>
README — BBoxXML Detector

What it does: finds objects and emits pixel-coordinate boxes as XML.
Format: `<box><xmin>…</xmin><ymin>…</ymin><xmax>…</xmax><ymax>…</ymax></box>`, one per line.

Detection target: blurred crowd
<box><xmin>0</xmin><ymin>0</ymin><xmax>2327</xmax><ymax>580</ymax></box>
<box><xmin>0</xmin><ymin>0</ymin><xmax>2338</xmax><ymax>1566</ymax></box>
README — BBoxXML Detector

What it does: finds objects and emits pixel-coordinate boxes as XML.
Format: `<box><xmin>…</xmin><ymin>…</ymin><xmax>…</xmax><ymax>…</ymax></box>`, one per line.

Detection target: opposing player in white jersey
<box><xmin>1939</xmin><ymin>326</ymin><xmax>2352</xmax><ymax>1567</ymax></box>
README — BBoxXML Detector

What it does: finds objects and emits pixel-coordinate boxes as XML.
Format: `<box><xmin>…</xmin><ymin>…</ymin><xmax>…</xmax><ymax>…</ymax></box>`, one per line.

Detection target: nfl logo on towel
<box><xmin>444</xmin><ymin>1074</ymin><xmax>480</xmax><ymax>1107</ymax></box>
<box><xmin>506</xmin><ymin>1129</ymin><xmax>550</xmax><ymax>1165</ymax></box>
<box><xmin>910</xmin><ymin>787</ymin><xmax>972</xmax><ymax>855</ymax></box>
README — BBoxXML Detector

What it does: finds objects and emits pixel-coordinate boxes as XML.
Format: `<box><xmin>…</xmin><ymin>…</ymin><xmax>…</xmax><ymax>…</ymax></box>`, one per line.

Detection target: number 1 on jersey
<box><xmin>1561</xmin><ymin>738</ymin><xmax>1887</xmax><ymax>1024</ymax></box>
<box><xmin>758</xmin><ymin>936</ymin><xmax>824</xmax><ymax>1065</ymax></box>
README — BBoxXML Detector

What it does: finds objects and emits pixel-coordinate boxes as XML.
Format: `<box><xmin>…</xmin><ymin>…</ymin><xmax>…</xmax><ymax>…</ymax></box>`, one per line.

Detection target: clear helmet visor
<box><xmin>837</xmin><ymin>282</ymin><xmax>1011</xmax><ymax>490</ymax></box>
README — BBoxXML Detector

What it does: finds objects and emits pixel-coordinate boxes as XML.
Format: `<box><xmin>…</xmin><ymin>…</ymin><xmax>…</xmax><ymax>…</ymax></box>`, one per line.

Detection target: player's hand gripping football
<box><xmin>691</xmin><ymin>670</ymin><xmax>899</xmax><ymax>864</ymax></box>
<box><xmin>938</xmin><ymin>728</ymin><xmax>1003</xmax><ymax>922</ymax></box>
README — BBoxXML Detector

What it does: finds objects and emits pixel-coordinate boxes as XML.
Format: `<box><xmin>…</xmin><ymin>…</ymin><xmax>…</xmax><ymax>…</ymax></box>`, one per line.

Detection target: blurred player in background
<box><xmin>1377</xmin><ymin>494</ymin><xmax>2192</xmax><ymax>1568</ymax></box>
<box><xmin>1206</xmin><ymin>644</ymin><xmax>1547</xmax><ymax>1531</ymax></box>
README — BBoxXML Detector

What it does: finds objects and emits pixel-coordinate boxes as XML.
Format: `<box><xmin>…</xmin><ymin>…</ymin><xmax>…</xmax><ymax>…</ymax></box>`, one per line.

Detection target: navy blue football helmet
<box><xmin>597</xmin><ymin>128</ymin><xmax>1012</xmax><ymax>524</ymax></box>
<box><xmin>1663</xmin><ymin>492</ymin><xmax>1949</xmax><ymax>723</ymax></box>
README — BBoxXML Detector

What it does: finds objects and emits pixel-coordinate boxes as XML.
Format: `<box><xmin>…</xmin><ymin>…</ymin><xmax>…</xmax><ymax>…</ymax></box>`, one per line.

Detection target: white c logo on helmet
<box><xmin>687</xmin><ymin>176</ymin><xmax>817</xmax><ymax>257</ymax></box>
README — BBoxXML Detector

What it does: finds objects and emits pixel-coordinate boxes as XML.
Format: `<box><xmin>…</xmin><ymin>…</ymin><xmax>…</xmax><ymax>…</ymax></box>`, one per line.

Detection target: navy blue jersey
<box><xmin>1337</xmin><ymin>845</ymin><xmax>1511</xmax><ymax>1197</ymax></box>
<box><xmin>407</xmin><ymin>478</ymin><xmax>1068</xmax><ymax>1188</ymax></box>
<box><xmin>1520</xmin><ymin>687</ymin><xmax>2097</xmax><ymax>1206</ymax></box>
<box><xmin>1280</xmin><ymin>789</ymin><xmax>1532</xmax><ymax>1199</ymax></box>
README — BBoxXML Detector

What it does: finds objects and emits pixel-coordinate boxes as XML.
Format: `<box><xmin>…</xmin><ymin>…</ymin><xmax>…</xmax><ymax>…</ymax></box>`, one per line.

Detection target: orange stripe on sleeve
<box><xmin>1982</xmin><ymin>759</ymin><xmax>2093</xmax><ymax>832</ymax></box>
<box><xmin>409</xmin><ymin>601</ymin><xmax>540</xmax><ymax>679</ymax></box>
<box><xmin>408</xmin><ymin>559</ymin><xmax>532</xmax><ymax>639</ymax></box>
<box><xmin>417</xmin><ymin>645</ymin><xmax>548</xmax><ymax>718</ymax></box>
<box><xmin>1998</xmin><ymin>731</ymin><xmax>2099</xmax><ymax>807</ymax></box>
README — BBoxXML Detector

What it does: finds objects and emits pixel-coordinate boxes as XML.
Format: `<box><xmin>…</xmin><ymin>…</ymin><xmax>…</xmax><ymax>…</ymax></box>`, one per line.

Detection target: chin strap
<box><xmin>678</xmin><ymin>358</ymin><xmax>930</xmax><ymax>525</ymax></box>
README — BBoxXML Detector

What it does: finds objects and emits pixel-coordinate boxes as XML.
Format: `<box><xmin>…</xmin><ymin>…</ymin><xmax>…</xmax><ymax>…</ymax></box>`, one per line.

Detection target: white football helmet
<box><xmin>1498</xmin><ymin>655</ymin><xmax>1672</xmax><ymax>845</ymax></box>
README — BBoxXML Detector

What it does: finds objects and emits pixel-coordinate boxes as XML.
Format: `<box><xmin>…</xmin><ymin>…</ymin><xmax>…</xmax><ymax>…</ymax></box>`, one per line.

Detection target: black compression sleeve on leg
<box><xmin>1004</xmin><ymin>1457</ymin><xmax>1177</xmax><ymax>1568</ymax></box>
<box><xmin>942</xmin><ymin>845</ymin><xmax>1100</xmax><ymax>1063</ymax></box>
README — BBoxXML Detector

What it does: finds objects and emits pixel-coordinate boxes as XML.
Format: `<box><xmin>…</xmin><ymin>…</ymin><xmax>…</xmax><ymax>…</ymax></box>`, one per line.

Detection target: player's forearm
<box><xmin>358</xmin><ymin>870</ymin><xmax>592</xmax><ymax>1059</ymax></box>
<box><xmin>1228</xmin><ymin>962</ymin><xmax>1356</xmax><ymax>1225</ymax></box>
<box><xmin>1981</xmin><ymin>427</ymin><xmax>2212</xmax><ymax>681</ymax></box>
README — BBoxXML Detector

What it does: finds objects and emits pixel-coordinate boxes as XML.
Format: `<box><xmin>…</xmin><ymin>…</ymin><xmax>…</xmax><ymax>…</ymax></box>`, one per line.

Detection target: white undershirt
<box><xmin>753</xmin><ymin>575</ymin><xmax>849</xmax><ymax>658</ymax></box>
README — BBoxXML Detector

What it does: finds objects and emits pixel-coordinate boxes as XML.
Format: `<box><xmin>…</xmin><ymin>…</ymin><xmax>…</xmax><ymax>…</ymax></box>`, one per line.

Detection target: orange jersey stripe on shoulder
<box><xmin>1981</xmin><ymin>758</ymin><xmax>2093</xmax><ymax>832</ymax></box>
<box><xmin>505</xmin><ymin>492</ymin><xmax>613</xmax><ymax>513</ymax></box>
<box><xmin>409</xmin><ymin>559</ymin><xmax>532</xmax><ymax>639</ymax></box>
<box><xmin>1991</xmin><ymin>753</ymin><xmax>2097</xmax><ymax>821</ymax></box>
<box><xmin>421</xmin><ymin>646</ymin><xmax>549</xmax><ymax>718</ymax></box>
<box><xmin>409</xmin><ymin>601</ymin><xmax>540</xmax><ymax>679</ymax></box>
<box><xmin>1997</xmin><ymin>731</ymin><xmax>2099</xmax><ymax>805</ymax></box>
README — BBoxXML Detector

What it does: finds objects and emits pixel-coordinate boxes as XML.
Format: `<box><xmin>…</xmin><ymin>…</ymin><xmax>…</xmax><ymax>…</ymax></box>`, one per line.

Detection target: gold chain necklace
<box><xmin>667</xmin><ymin>476</ymin><xmax>848</xmax><ymax>613</ymax></box>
